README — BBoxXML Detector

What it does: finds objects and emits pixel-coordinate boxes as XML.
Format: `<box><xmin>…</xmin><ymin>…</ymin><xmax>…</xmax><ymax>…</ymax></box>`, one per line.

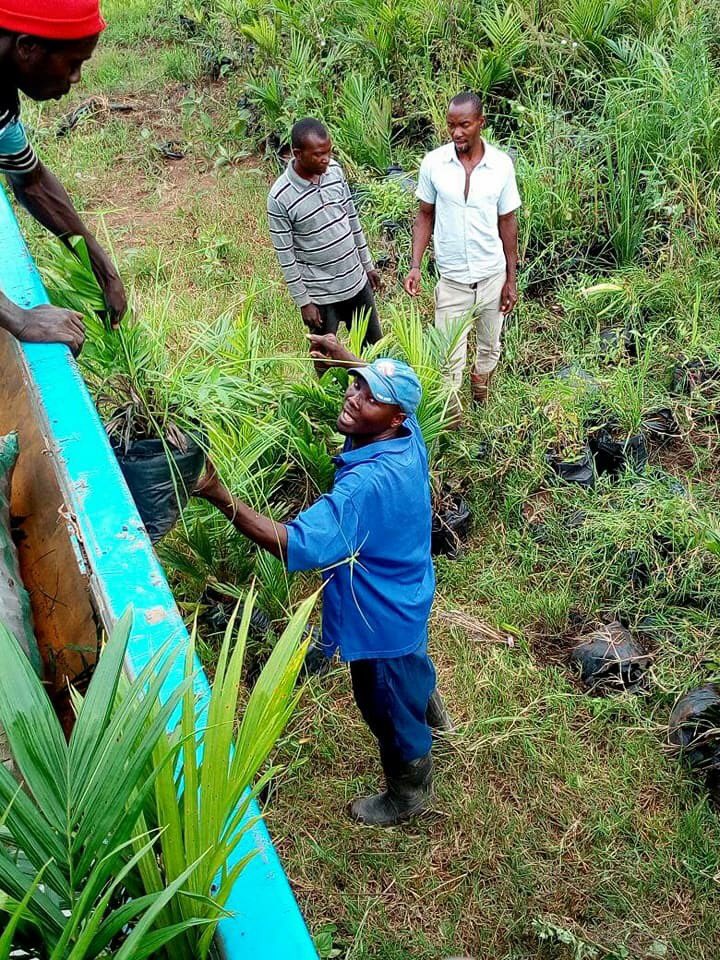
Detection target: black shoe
<box><xmin>303</xmin><ymin>641</ymin><xmax>332</xmax><ymax>678</ymax></box>
<box><xmin>426</xmin><ymin>689</ymin><xmax>454</xmax><ymax>733</ymax></box>
<box><xmin>301</xmin><ymin>628</ymin><xmax>332</xmax><ymax>678</ymax></box>
<box><xmin>350</xmin><ymin>753</ymin><xmax>432</xmax><ymax>826</ymax></box>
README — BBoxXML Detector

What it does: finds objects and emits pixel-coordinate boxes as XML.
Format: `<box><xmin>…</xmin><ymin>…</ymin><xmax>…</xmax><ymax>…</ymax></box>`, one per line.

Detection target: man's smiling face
<box><xmin>337</xmin><ymin>376</ymin><xmax>405</xmax><ymax>439</ymax></box>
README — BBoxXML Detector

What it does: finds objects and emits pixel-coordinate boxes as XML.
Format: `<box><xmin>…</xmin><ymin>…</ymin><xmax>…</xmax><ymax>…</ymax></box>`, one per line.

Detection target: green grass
<box><xmin>18</xmin><ymin>0</ymin><xmax>720</xmax><ymax>956</ymax></box>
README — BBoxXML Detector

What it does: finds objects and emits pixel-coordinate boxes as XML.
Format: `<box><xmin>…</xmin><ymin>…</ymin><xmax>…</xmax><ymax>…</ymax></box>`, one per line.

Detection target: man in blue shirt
<box><xmin>194</xmin><ymin>335</ymin><xmax>451</xmax><ymax>826</ymax></box>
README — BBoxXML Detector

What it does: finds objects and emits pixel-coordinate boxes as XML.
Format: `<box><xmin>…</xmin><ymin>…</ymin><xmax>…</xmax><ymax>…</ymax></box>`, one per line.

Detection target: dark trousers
<box><xmin>317</xmin><ymin>281</ymin><xmax>382</xmax><ymax>346</ymax></box>
<box><xmin>350</xmin><ymin>646</ymin><xmax>436</xmax><ymax>768</ymax></box>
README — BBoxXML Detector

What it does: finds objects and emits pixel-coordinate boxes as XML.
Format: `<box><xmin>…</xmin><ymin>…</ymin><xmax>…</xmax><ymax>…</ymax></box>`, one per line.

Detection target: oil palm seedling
<box><xmin>0</xmin><ymin>588</ymin><xmax>316</xmax><ymax>957</ymax></box>
<box><xmin>0</xmin><ymin>611</ymin><xmax>204</xmax><ymax>957</ymax></box>
<box><xmin>133</xmin><ymin>588</ymin><xmax>315</xmax><ymax>959</ymax></box>
<box><xmin>602</xmin><ymin>120</ymin><xmax>653</xmax><ymax>267</ymax></box>
<box><xmin>585</xmin><ymin>334</ymin><xmax>675</xmax><ymax>473</ymax></box>
<box><xmin>40</xmin><ymin>237</ymin><xmax>273</xmax><ymax>541</ymax></box>
<box><xmin>24</xmin><ymin>0</ymin><xmax>720</xmax><ymax>952</ymax></box>
<box><xmin>461</xmin><ymin>3</ymin><xmax>529</xmax><ymax>97</ymax></box>
<box><xmin>380</xmin><ymin>302</ymin><xmax>471</xmax><ymax>459</ymax></box>
<box><xmin>535</xmin><ymin>375</ymin><xmax>598</xmax><ymax>488</ymax></box>
<box><xmin>332</xmin><ymin>74</ymin><xmax>394</xmax><ymax>174</ymax></box>
<box><xmin>353</xmin><ymin>176</ymin><xmax>416</xmax><ymax>241</ymax></box>
<box><xmin>561</xmin><ymin>0</ymin><xmax>629</xmax><ymax>58</ymax></box>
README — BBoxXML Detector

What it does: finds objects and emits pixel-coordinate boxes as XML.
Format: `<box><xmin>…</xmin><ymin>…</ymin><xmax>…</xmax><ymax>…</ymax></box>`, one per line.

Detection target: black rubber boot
<box><xmin>350</xmin><ymin>753</ymin><xmax>432</xmax><ymax>826</ymax></box>
<box><xmin>302</xmin><ymin>639</ymin><xmax>332</xmax><ymax>678</ymax></box>
<box><xmin>426</xmin><ymin>689</ymin><xmax>454</xmax><ymax>733</ymax></box>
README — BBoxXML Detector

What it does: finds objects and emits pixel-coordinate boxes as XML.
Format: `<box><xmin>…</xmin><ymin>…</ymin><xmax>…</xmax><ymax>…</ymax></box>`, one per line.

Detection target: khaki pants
<box><xmin>434</xmin><ymin>271</ymin><xmax>506</xmax><ymax>386</ymax></box>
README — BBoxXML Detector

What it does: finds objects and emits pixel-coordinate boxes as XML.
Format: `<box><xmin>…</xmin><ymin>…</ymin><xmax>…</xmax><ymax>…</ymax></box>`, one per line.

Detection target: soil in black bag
<box><xmin>114</xmin><ymin>434</ymin><xmax>205</xmax><ymax>542</ymax></box>
<box><xmin>554</xmin><ymin>364</ymin><xmax>599</xmax><ymax>390</ymax></box>
<box><xmin>671</xmin><ymin>358</ymin><xmax>720</xmax><ymax>395</ymax></box>
<box><xmin>668</xmin><ymin>684</ymin><xmax>720</xmax><ymax>777</ymax></box>
<box><xmin>598</xmin><ymin>326</ymin><xmax>639</xmax><ymax>361</ymax></box>
<box><xmin>381</xmin><ymin>219</ymin><xmax>403</xmax><ymax>240</ymax></box>
<box><xmin>200</xmin><ymin>588</ymin><xmax>274</xmax><ymax>643</ymax></box>
<box><xmin>569</xmin><ymin>621</ymin><xmax>652</xmax><ymax>695</ymax></box>
<box><xmin>546</xmin><ymin>444</ymin><xmax>595</xmax><ymax>489</ymax></box>
<box><xmin>642</xmin><ymin>407</ymin><xmax>680</xmax><ymax>446</ymax></box>
<box><xmin>590</xmin><ymin>427</ymin><xmax>647</xmax><ymax>477</ymax></box>
<box><xmin>432</xmin><ymin>493</ymin><xmax>471</xmax><ymax>559</ymax></box>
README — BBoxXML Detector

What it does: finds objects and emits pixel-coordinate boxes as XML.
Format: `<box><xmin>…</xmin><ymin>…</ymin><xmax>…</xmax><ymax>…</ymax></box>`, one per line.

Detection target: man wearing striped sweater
<box><xmin>267</xmin><ymin>118</ymin><xmax>382</xmax><ymax>347</ymax></box>
<box><xmin>0</xmin><ymin>0</ymin><xmax>126</xmax><ymax>354</ymax></box>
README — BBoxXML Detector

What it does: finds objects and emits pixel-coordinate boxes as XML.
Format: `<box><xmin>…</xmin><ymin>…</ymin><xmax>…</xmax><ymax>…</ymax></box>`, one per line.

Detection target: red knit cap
<box><xmin>0</xmin><ymin>0</ymin><xmax>106</xmax><ymax>40</ymax></box>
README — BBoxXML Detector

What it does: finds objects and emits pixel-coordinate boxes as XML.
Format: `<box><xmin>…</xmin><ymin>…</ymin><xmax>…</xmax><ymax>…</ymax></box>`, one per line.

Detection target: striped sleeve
<box><xmin>341</xmin><ymin>173</ymin><xmax>374</xmax><ymax>272</ymax></box>
<box><xmin>0</xmin><ymin>116</ymin><xmax>39</xmax><ymax>176</ymax></box>
<box><xmin>267</xmin><ymin>193</ymin><xmax>311</xmax><ymax>308</ymax></box>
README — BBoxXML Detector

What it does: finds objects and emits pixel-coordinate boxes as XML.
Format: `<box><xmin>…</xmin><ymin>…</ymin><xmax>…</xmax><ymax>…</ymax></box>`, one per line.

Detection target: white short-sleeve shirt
<box><xmin>416</xmin><ymin>140</ymin><xmax>521</xmax><ymax>284</ymax></box>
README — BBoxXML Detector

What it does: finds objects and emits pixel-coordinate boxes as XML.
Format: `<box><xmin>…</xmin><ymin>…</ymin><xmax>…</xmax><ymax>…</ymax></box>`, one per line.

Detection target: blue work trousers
<box><xmin>349</xmin><ymin>645</ymin><xmax>436</xmax><ymax>767</ymax></box>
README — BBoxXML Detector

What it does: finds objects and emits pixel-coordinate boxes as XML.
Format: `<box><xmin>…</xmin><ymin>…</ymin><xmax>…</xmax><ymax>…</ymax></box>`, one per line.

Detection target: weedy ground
<box><xmin>21</xmin><ymin>0</ymin><xmax>720</xmax><ymax>957</ymax></box>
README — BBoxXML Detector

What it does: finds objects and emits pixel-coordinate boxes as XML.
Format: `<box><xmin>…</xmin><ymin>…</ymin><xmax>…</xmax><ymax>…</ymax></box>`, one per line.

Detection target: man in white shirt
<box><xmin>404</xmin><ymin>92</ymin><xmax>521</xmax><ymax>410</ymax></box>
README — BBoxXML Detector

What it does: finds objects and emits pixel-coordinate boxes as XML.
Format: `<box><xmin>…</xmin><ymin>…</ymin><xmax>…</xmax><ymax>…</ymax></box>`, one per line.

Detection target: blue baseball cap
<box><xmin>348</xmin><ymin>357</ymin><xmax>422</xmax><ymax>416</ymax></box>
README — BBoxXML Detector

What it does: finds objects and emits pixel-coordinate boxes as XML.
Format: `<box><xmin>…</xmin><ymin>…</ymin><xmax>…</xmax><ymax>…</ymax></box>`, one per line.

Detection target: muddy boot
<box><xmin>470</xmin><ymin>371</ymin><xmax>492</xmax><ymax>405</ymax></box>
<box><xmin>350</xmin><ymin>753</ymin><xmax>432</xmax><ymax>827</ymax></box>
<box><xmin>426</xmin><ymin>689</ymin><xmax>454</xmax><ymax>733</ymax></box>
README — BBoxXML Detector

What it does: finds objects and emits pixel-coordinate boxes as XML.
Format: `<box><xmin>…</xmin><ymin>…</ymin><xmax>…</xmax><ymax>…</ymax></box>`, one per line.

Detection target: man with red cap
<box><xmin>0</xmin><ymin>0</ymin><xmax>125</xmax><ymax>353</ymax></box>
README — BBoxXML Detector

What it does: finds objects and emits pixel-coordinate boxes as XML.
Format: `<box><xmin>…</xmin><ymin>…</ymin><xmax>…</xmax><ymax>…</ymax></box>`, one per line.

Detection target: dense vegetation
<box><xmin>16</xmin><ymin>0</ymin><xmax>720</xmax><ymax>955</ymax></box>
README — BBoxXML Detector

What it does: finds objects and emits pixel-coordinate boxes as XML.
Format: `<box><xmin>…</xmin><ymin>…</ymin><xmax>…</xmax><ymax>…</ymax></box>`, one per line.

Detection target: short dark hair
<box><xmin>291</xmin><ymin>117</ymin><xmax>329</xmax><ymax>150</ymax></box>
<box><xmin>448</xmin><ymin>91</ymin><xmax>484</xmax><ymax>118</ymax></box>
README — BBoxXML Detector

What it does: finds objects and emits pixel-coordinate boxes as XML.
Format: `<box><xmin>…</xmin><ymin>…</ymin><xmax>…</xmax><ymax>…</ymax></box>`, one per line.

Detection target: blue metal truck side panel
<box><xmin>0</xmin><ymin>185</ymin><xmax>318</xmax><ymax>960</ymax></box>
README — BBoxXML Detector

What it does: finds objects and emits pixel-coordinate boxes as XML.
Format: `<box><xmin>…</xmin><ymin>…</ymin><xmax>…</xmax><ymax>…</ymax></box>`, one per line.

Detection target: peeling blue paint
<box><xmin>0</xmin><ymin>186</ymin><xmax>318</xmax><ymax>959</ymax></box>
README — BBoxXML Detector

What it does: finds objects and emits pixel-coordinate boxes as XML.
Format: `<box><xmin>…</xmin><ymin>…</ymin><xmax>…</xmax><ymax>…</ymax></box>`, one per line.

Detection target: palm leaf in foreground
<box><xmin>137</xmin><ymin>586</ymin><xmax>318</xmax><ymax>959</ymax></box>
<box><xmin>0</xmin><ymin>612</ymin><xmax>206</xmax><ymax>958</ymax></box>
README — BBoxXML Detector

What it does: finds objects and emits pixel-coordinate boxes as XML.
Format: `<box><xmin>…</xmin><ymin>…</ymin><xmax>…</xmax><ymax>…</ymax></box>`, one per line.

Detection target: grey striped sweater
<box><xmin>267</xmin><ymin>159</ymin><xmax>373</xmax><ymax>307</ymax></box>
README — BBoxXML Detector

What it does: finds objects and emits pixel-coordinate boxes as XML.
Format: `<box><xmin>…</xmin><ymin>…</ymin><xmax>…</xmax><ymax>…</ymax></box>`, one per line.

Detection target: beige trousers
<box><xmin>434</xmin><ymin>271</ymin><xmax>506</xmax><ymax>386</ymax></box>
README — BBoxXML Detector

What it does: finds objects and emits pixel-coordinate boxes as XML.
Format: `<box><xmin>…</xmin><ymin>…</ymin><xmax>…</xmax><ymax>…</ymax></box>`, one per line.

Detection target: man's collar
<box><xmin>286</xmin><ymin>160</ymin><xmax>315</xmax><ymax>189</ymax></box>
<box><xmin>286</xmin><ymin>159</ymin><xmax>336</xmax><ymax>189</ymax></box>
<box><xmin>334</xmin><ymin>424</ymin><xmax>412</xmax><ymax>466</ymax></box>
<box><xmin>444</xmin><ymin>139</ymin><xmax>493</xmax><ymax>167</ymax></box>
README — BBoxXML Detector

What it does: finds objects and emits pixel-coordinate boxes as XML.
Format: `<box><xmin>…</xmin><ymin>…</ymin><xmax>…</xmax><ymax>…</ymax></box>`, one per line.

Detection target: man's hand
<box><xmin>192</xmin><ymin>457</ymin><xmax>288</xmax><ymax>559</ymax></box>
<box><xmin>403</xmin><ymin>267</ymin><xmax>422</xmax><ymax>297</ymax></box>
<box><xmin>9</xmin><ymin>163</ymin><xmax>127</xmax><ymax>328</ymax></box>
<box><xmin>193</xmin><ymin>457</ymin><xmax>225</xmax><ymax>501</ymax></box>
<box><xmin>500</xmin><ymin>278</ymin><xmax>518</xmax><ymax>315</ymax></box>
<box><xmin>95</xmin><ymin>268</ymin><xmax>127</xmax><ymax>328</ymax></box>
<box><xmin>307</xmin><ymin>332</ymin><xmax>358</xmax><ymax>368</ymax></box>
<box><xmin>10</xmin><ymin>304</ymin><xmax>85</xmax><ymax>355</ymax></box>
<box><xmin>301</xmin><ymin>303</ymin><xmax>323</xmax><ymax>330</ymax></box>
<box><xmin>367</xmin><ymin>268</ymin><xmax>381</xmax><ymax>292</ymax></box>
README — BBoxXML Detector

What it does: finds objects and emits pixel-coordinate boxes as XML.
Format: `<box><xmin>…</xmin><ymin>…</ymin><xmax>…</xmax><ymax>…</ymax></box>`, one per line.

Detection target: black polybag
<box><xmin>590</xmin><ymin>428</ymin><xmax>648</xmax><ymax>476</ymax></box>
<box><xmin>668</xmin><ymin>684</ymin><xmax>720</xmax><ymax>772</ymax></box>
<box><xmin>546</xmin><ymin>445</ymin><xmax>595</xmax><ymax>489</ymax></box>
<box><xmin>432</xmin><ymin>494</ymin><xmax>471</xmax><ymax>559</ymax></box>
<box><xmin>114</xmin><ymin>436</ymin><xmax>205</xmax><ymax>542</ymax></box>
<box><xmin>569</xmin><ymin>622</ymin><xmax>652</xmax><ymax>695</ymax></box>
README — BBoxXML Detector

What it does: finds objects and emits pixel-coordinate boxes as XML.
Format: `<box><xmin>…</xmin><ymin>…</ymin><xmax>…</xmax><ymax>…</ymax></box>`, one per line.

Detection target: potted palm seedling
<box><xmin>588</xmin><ymin>353</ymin><xmax>668</xmax><ymax>477</ymax></box>
<box><xmin>41</xmin><ymin>237</ymin><xmax>269</xmax><ymax>541</ymax></box>
<box><xmin>537</xmin><ymin>377</ymin><xmax>597</xmax><ymax>490</ymax></box>
<box><xmin>671</xmin><ymin>353</ymin><xmax>720</xmax><ymax>427</ymax></box>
